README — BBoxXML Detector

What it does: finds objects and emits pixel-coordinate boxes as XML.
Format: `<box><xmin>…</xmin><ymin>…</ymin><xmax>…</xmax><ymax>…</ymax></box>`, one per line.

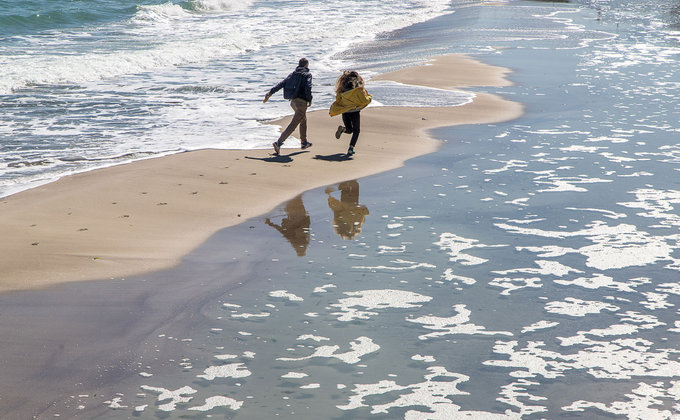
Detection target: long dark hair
<box><xmin>335</xmin><ymin>70</ymin><xmax>364</xmax><ymax>95</ymax></box>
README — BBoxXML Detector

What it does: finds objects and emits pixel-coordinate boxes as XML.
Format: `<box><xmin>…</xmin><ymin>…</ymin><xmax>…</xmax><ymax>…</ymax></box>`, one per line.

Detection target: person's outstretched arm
<box><xmin>264</xmin><ymin>76</ymin><xmax>287</xmax><ymax>102</ymax></box>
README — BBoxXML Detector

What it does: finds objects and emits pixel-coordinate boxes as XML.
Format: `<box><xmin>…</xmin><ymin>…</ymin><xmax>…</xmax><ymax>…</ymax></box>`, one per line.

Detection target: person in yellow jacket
<box><xmin>329</xmin><ymin>71</ymin><xmax>371</xmax><ymax>156</ymax></box>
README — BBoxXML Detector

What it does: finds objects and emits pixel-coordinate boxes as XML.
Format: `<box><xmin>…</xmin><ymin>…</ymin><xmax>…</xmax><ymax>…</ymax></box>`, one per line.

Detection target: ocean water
<box><xmin>0</xmin><ymin>0</ymin><xmax>456</xmax><ymax>197</ymax></box>
<box><xmin>2</xmin><ymin>0</ymin><xmax>680</xmax><ymax>418</ymax></box>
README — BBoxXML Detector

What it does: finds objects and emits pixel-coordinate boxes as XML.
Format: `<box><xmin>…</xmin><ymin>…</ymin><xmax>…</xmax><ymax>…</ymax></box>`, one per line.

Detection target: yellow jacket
<box><xmin>329</xmin><ymin>87</ymin><xmax>372</xmax><ymax>117</ymax></box>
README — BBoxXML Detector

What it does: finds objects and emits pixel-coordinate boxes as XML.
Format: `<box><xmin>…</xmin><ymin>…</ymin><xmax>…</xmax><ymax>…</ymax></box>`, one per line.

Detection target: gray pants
<box><xmin>277</xmin><ymin>98</ymin><xmax>308</xmax><ymax>145</ymax></box>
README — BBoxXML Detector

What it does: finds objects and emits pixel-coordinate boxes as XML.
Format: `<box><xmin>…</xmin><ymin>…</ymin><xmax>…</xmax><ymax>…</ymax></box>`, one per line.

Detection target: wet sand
<box><xmin>0</xmin><ymin>54</ymin><xmax>522</xmax><ymax>293</ymax></box>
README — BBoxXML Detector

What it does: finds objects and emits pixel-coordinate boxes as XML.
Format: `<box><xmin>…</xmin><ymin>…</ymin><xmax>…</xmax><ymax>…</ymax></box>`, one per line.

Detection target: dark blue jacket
<box><xmin>269</xmin><ymin>66</ymin><xmax>313</xmax><ymax>103</ymax></box>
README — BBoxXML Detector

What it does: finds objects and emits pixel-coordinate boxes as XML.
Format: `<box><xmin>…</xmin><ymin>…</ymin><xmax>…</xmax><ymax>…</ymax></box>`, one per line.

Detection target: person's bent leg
<box><xmin>277</xmin><ymin>100</ymin><xmax>305</xmax><ymax>145</ymax></box>
<box><xmin>292</xmin><ymin>99</ymin><xmax>308</xmax><ymax>143</ymax></box>
<box><xmin>349</xmin><ymin>112</ymin><xmax>361</xmax><ymax>147</ymax></box>
<box><xmin>342</xmin><ymin>112</ymin><xmax>353</xmax><ymax>134</ymax></box>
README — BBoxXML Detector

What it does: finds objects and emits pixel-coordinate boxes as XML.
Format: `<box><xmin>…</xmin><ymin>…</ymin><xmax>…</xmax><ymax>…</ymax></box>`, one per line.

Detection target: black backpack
<box><xmin>283</xmin><ymin>72</ymin><xmax>303</xmax><ymax>100</ymax></box>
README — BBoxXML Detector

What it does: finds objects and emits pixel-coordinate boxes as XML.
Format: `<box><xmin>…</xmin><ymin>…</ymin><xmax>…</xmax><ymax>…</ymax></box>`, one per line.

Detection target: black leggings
<box><xmin>342</xmin><ymin>111</ymin><xmax>360</xmax><ymax>147</ymax></box>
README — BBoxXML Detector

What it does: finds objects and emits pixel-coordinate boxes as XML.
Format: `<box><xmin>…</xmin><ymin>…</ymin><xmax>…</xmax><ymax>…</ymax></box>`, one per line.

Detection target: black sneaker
<box><xmin>301</xmin><ymin>141</ymin><xmax>313</xmax><ymax>150</ymax></box>
<box><xmin>335</xmin><ymin>126</ymin><xmax>344</xmax><ymax>139</ymax></box>
<box><xmin>347</xmin><ymin>147</ymin><xmax>355</xmax><ymax>156</ymax></box>
<box><xmin>272</xmin><ymin>141</ymin><xmax>280</xmax><ymax>155</ymax></box>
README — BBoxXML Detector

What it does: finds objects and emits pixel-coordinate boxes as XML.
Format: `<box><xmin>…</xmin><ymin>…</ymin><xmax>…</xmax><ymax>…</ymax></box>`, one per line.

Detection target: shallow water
<box><xmin>1</xmin><ymin>0</ymin><xmax>680</xmax><ymax>418</ymax></box>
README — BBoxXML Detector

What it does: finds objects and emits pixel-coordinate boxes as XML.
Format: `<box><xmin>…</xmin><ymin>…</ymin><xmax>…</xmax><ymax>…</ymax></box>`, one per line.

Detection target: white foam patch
<box><xmin>484</xmin><ymin>341</ymin><xmax>568</xmax><ymax>379</ymax></box>
<box><xmin>506</xmin><ymin>197</ymin><xmax>531</xmax><ymax>207</ymax></box>
<box><xmin>277</xmin><ymin>336</ymin><xmax>379</xmax><ymax>364</ymax></box>
<box><xmin>282</xmin><ymin>372</ymin><xmax>308</xmax><ymax>379</ymax></box>
<box><xmin>297</xmin><ymin>334</ymin><xmax>330</xmax><ymax>342</ymax></box>
<box><xmin>535</xmin><ymin>175</ymin><xmax>612</xmax><ymax>193</ymax></box>
<box><xmin>215</xmin><ymin>354</ymin><xmax>238</xmax><ymax>360</ymax></box>
<box><xmin>330</xmin><ymin>289</ymin><xmax>433</xmax><ymax>322</ymax></box>
<box><xmin>565</xmin><ymin>207</ymin><xmax>627</xmax><ymax>219</ymax></box>
<box><xmin>585</xmin><ymin>136</ymin><xmax>629</xmax><ymax>143</ymax></box>
<box><xmin>489</xmin><ymin>276</ymin><xmax>542</xmax><ymax>295</ymax></box>
<box><xmin>441</xmin><ymin>268</ymin><xmax>476</xmax><ymax>285</ymax></box>
<box><xmin>557</xmin><ymin>311</ymin><xmax>665</xmax><ymax>347</ymax></box>
<box><xmin>435</xmin><ymin>232</ymin><xmax>506</xmax><ymax>266</ymax></box>
<box><xmin>313</xmin><ymin>284</ymin><xmax>337</xmax><ymax>293</ymax></box>
<box><xmin>231</xmin><ymin>312</ymin><xmax>271</xmax><ymax>319</ymax></box>
<box><xmin>484</xmin><ymin>159</ymin><xmax>529</xmax><ymax>174</ymax></box>
<box><xmin>560</xmin><ymin>145</ymin><xmax>606</xmax><ymax>153</ymax></box>
<box><xmin>300</xmin><ymin>383</ymin><xmax>321</xmax><ymax>389</ymax></box>
<box><xmin>555</xmin><ymin>274</ymin><xmax>650</xmax><ymax>293</ymax></box>
<box><xmin>351</xmin><ymin>259</ymin><xmax>436</xmax><ymax>272</ymax></box>
<box><xmin>521</xmin><ymin>321</ymin><xmax>560</xmax><ymax>334</ymax></box>
<box><xmin>189</xmin><ymin>396</ymin><xmax>243</xmax><ymax>411</ymax></box>
<box><xmin>338</xmin><ymin>366</ymin><xmax>511</xmax><ymax>418</ymax></box>
<box><xmin>656</xmin><ymin>282</ymin><xmax>680</xmax><ymax>295</ymax></box>
<box><xmin>411</xmin><ymin>354</ymin><xmax>436</xmax><ymax>363</ymax></box>
<box><xmin>563</xmin><ymin>381</ymin><xmax>680</xmax><ymax>419</ymax></box>
<box><xmin>487</xmin><ymin>331</ymin><xmax>680</xmax><ymax>381</ymax></box>
<box><xmin>140</xmin><ymin>385</ymin><xmax>197</xmax><ymax>412</ymax></box>
<box><xmin>544</xmin><ymin>298</ymin><xmax>619</xmax><ymax>317</ymax></box>
<box><xmin>618</xmin><ymin>171</ymin><xmax>654</xmax><ymax>178</ymax></box>
<box><xmin>669</xmin><ymin>321</ymin><xmax>680</xmax><ymax>333</ymax></box>
<box><xmin>497</xmin><ymin>221</ymin><xmax>677</xmax><ymax>270</ymax></box>
<box><xmin>407</xmin><ymin>304</ymin><xmax>513</xmax><ymax>340</ymax></box>
<box><xmin>378</xmin><ymin>245</ymin><xmax>407</xmax><ymax>254</ymax></box>
<box><xmin>269</xmin><ymin>290</ymin><xmax>304</xmax><ymax>302</ymax></box>
<box><xmin>639</xmin><ymin>292</ymin><xmax>673</xmax><ymax>310</ymax></box>
<box><xmin>516</xmin><ymin>245</ymin><xmax>577</xmax><ymax>258</ymax></box>
<box><xmin>197</xmin><ymin>363</ymin><xmax>252</xmax><ymax>381</ymax></box>
<box><xmin>498</xmin><ymin>379</ymin><xmax>548</xmax><ymax>416</ymax></box>
<box><xmin>600</xmin><ymin>152</ymin><xmax>638</xmax><ymax>163</ymax></box>
<box><xmin>619</xmin><ymin>188</ymin><xmax>680</xmax><ymax>229</ymax></box>
<box><xmin>105</xmin><ymin>397</ymin><xmax>127</xmax><ymax>409</ymax></box>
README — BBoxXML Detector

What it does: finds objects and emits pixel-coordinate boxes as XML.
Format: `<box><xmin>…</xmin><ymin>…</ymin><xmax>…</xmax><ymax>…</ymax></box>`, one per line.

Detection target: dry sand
<box><xmin>0</xmin><ymin>54</ymin><xmax>523</xmax><ymax>293</ymax></box>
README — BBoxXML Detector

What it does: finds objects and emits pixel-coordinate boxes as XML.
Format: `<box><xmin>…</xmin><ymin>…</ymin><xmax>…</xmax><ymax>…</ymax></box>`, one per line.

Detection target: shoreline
<box><xmin>0</xmin><ymin>54</ymin><xmax>523</xmax><ymax>293</ymax></box>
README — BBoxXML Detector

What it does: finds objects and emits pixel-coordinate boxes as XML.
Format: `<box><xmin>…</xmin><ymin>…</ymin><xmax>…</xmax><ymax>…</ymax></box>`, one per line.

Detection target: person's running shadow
<box><xmin>265</xmin><ymin>194</ymin><xmax>310</xmax><ymax>256</ymax></box>
<box><xmin>313</xmin><ymin>153</ymin><xmax>352</xmax><ymax>162</ymax></box>
<box><xmin>326</xmin><ymin>180</ymin><xmax>369</xmax><ymax>240</ymax></box>
<box><xmin>245</xmin><ymin>151</ymin><xmax>308</xmax><ymax>163</ymax></box>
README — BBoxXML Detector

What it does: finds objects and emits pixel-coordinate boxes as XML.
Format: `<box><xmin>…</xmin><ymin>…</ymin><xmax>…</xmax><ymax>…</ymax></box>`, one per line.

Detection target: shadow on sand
<box><xmin>244</xmin><ymin>150</ymin><xmax>308</xmax><ymax>163</ymax></box>
<box><xmin>313</xmin><ymin>153</ymin><xmax>352</xmax><ymax>162</ymax></box>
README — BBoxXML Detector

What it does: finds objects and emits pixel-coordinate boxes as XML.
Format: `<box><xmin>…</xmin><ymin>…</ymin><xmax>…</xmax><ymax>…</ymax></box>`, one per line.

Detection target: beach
<box><xmin>0</xmin><ymin>54</ymin><xmax>521</xmax><ymax>293</ymax></box>
<box><xmin>2</xmin><ymin>0</ymin><xmax>680</xmax><ymax>419</ymax></box>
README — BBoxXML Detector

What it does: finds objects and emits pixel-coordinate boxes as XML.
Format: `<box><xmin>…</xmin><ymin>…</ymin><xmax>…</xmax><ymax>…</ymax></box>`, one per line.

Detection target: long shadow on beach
<box><xmin>245</xmin><ymin>150</ymin><xmax>308</xmax><ymax>163</ymax></box>
<box><xmin>313</xmin><ymin>153</ymin><xmax>352</xmax><ymax>162</ymax></box>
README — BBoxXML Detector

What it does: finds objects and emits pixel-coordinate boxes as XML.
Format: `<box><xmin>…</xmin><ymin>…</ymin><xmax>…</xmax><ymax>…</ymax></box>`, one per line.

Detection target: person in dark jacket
<box><xmin>264</xmin><ymin>57</ymin><xmax>313</xmax><ymax>155</ymax></box>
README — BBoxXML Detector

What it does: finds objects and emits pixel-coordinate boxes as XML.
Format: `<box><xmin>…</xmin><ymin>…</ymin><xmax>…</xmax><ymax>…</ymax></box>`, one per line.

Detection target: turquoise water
<box><xmin>0</xmin><ymin>0</ymin><xmax>140</xmax><ymax>35</ymax></box>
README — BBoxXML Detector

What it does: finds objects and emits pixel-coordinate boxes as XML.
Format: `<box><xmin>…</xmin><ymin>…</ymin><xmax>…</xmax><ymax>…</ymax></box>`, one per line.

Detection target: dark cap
<box><xmin>298</xmin><ymin>57</ymin><xmax>309</xmax><ymax>68</ymax></box>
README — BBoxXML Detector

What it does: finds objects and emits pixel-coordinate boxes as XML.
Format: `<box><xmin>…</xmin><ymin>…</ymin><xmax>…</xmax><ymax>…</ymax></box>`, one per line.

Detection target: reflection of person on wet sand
<box><xmin>265</xmin><ymin>195</ymin><xmax>310</xmax><ymax>256</ymax></box>
<box><xmin>326</xmin><ymin>180</ymin><xmax>369</xmax><ymax>240</ymax></box>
